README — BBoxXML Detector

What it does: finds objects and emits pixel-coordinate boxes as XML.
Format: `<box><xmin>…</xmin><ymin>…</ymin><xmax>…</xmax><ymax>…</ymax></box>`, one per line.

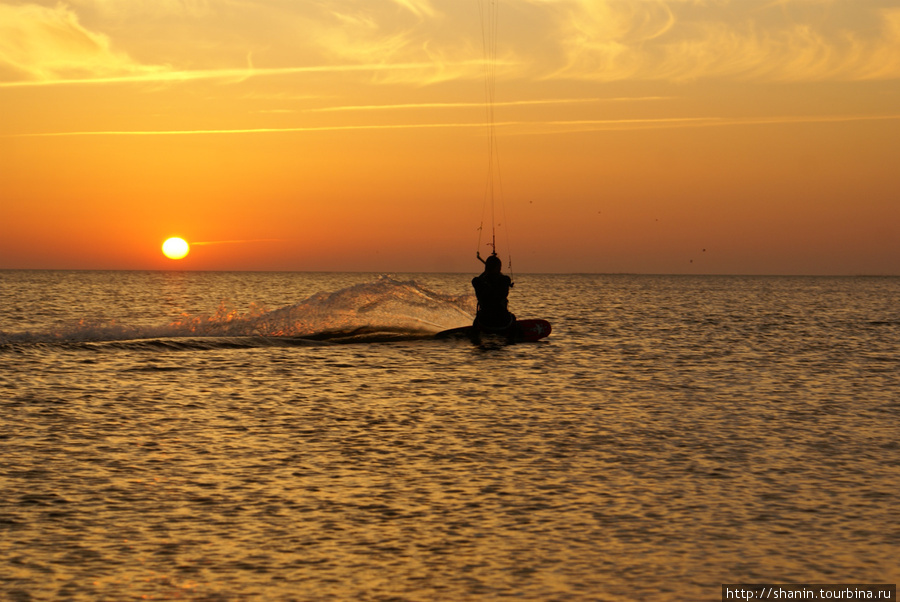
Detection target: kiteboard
<box><xmin>435</xmin><ymin>319</ymin><xmax>551</xmax><ymax>343</ymax></box>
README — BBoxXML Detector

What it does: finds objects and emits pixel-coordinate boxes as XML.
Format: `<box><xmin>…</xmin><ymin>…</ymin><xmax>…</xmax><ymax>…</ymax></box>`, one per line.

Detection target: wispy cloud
<box><xmin>390</xmin><ymin>0</ymin><xmax>437</xmax><ymax>19</ymax></box>
<box><xmin>0</xmin><ymin>3</ymin><xmax>165</xmax><ymax>81</ymax></box>
<box><xmin>524</xmin><ymin>0</ymin><xmax>900</xmax><ymax>82</ymax></box>
<box><xmin>4</xmin><ymin>0</ymin><xmax>899</xmax><ymax>90</ymax></box>
<box><xmin>307</xmin><ymin>3</ymin><xmax>485</xmax><ymax>85</ymax></box>
<box><xmin>68</xmin><ymin>0</ymin><xmax>212</xmax><ymax>18</ymax></box>
<box><xmin>0</xmin><ymin>1</ymin><xmax>482</xmax><ymax>88</ymax></box>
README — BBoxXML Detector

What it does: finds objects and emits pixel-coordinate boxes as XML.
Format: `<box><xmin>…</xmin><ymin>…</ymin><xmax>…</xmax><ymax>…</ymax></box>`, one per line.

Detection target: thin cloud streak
<box><xmin>0</xmin><ymin>61</ymin><xmax>485</xmax><ymax>89</ymax></box>
<box><xmin>533</xmin><ymin>113</ymin><xmax>900</xmax><ymax>134</ymax></box>
<box><xmin>12</xmin><ymin>114</ymin><xmax>900</xmax><ymax>138</ymax></box>
<box><xmin>310</xmin><ymin>96</ymin><xmax>672</xmax><ymax>112</ymax></box>
<box><xmin>10</xmin><ymin>122</ymin><xmax>499</xmax><ymax>137</ymax></box>
<box><xmin>192</xmin><ymin>239</ymin><xmax>284</xmax><ymax>246</ymax></box>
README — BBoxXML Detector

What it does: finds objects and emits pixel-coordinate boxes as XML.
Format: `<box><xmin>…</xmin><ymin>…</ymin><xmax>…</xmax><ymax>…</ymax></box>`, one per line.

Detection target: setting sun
<box><xmin>162</xmin><ymin>237</ymin><xmax>190</xmax><ymax>260</ymax></box>
<box><xmin>1</xmin><ymin>1</ymin><xmax>898</xmax><ymax>274</ymax></box>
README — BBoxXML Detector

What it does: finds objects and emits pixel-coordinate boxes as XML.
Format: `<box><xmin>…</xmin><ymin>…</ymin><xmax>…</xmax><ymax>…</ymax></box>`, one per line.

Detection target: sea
<box><xmin>1</xmin><ymin>270</ymin><xmax>898</xmax><ymax>601</ymax></box>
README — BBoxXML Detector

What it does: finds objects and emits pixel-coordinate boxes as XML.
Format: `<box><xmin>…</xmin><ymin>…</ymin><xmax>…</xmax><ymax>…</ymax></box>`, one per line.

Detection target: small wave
<box><xmin>0</xmin><ymin>277</ymin><xmax>474</xmax><ymax>351</ymax></box>
<box><xmin>868</xmin><ymin>320</ymin><xmax>899</xmax><ymax>327</ymax></box>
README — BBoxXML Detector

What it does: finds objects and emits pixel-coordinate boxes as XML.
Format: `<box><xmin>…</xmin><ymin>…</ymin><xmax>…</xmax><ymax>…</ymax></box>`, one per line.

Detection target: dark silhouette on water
<box><xmin>433</xmin><ymin>255</ymin><xmax>548</xmax><ymax>343</ymax></box>
<box><xmin>472</xmin><ymin>252</ymin><xmax>515</xmax><ymax>331</ymax></box>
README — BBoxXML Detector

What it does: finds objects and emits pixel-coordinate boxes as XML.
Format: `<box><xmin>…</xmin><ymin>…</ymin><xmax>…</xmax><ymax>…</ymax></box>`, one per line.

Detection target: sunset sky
<box><xmin>2</xmin><ymin>0</ymin><xmax>898</xmax><ymax>274</ymax></box>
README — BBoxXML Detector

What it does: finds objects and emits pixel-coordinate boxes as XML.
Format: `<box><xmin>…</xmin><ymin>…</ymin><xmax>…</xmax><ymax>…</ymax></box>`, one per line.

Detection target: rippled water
<box><xmin>1</xmin><ymin>271</ymin><xmax>898</xmax><ymax>601</ymax></box>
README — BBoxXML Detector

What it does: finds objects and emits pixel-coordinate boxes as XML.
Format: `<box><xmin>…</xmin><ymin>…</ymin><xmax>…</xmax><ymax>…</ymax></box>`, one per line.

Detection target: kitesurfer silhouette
<box><xmin>472</xmin><ymin>252</ymin><xmax>515</xmax><ymax>330</ymax></box>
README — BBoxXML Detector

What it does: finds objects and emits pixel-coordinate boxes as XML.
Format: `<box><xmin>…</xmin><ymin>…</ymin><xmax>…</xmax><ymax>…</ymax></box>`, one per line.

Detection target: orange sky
<box><xmin>1</xmin><ymin>0</ymin><xmax>899</xmax><ymax>274</ymax></box>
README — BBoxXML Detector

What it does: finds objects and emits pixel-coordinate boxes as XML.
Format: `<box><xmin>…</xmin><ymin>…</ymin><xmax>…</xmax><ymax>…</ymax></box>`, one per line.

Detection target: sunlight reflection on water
<box><xmin>1</xmin><ymin>272</ymin><xmax>898</xmax><ymax>600</ymax></box>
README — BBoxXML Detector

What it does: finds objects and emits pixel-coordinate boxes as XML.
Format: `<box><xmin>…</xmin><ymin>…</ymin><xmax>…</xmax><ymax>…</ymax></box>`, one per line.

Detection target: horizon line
<box><xmin>0</xmin><ymin>267</ymin><xmax>896</xmax><ymax>277</ymax></box>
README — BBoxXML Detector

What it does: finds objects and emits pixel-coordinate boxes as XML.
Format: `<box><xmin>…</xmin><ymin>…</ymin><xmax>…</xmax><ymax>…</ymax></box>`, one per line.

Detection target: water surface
<box><xmin>2</xmin><ymin>272</ymin><xmax>898</xmax><ymax>600</ymax></box>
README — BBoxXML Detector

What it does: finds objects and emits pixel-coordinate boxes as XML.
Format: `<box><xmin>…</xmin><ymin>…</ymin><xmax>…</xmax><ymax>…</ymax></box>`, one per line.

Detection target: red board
<box><xmin>514</xmin><ymin>319</ymin><xmax>552</xmax><ymax>341</ymax></box>
<box><xmin>435</xmin><ymin>319</ymin><xmax>551</xmax><ymax>342</ymax></box>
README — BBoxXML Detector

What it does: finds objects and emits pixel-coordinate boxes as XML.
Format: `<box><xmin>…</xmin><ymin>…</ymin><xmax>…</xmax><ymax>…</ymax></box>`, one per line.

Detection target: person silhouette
<box><xmin>472</xmin><ymin>252</ymin><xmax>515</xmax><ymax>330</ymax></box>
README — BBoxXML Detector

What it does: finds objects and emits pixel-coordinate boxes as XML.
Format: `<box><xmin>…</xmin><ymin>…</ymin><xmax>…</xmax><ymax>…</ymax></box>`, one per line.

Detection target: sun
<box><xmin>162</xmin><ymin>237</ymin><xmax>190</xmax><ymax>260</ymax></box>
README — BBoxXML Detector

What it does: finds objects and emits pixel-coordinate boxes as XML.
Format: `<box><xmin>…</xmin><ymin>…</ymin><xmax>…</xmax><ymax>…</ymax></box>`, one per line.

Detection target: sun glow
<box><xmin>162</xmin><ymin>237</ymin><xmax>190</xmax><ymax>260</ymax></box>
<box><xmin>1</xmin><ymin>2</ymin><xmax>898</xmax><ymax>275</ymax></box>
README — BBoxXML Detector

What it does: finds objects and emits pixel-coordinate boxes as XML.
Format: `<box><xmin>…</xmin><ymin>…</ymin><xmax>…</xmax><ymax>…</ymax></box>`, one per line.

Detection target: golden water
<box><xmin>2</xmin><ymin>272</ymin><xmax>898</xmax><ymax>600</ymax></box>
